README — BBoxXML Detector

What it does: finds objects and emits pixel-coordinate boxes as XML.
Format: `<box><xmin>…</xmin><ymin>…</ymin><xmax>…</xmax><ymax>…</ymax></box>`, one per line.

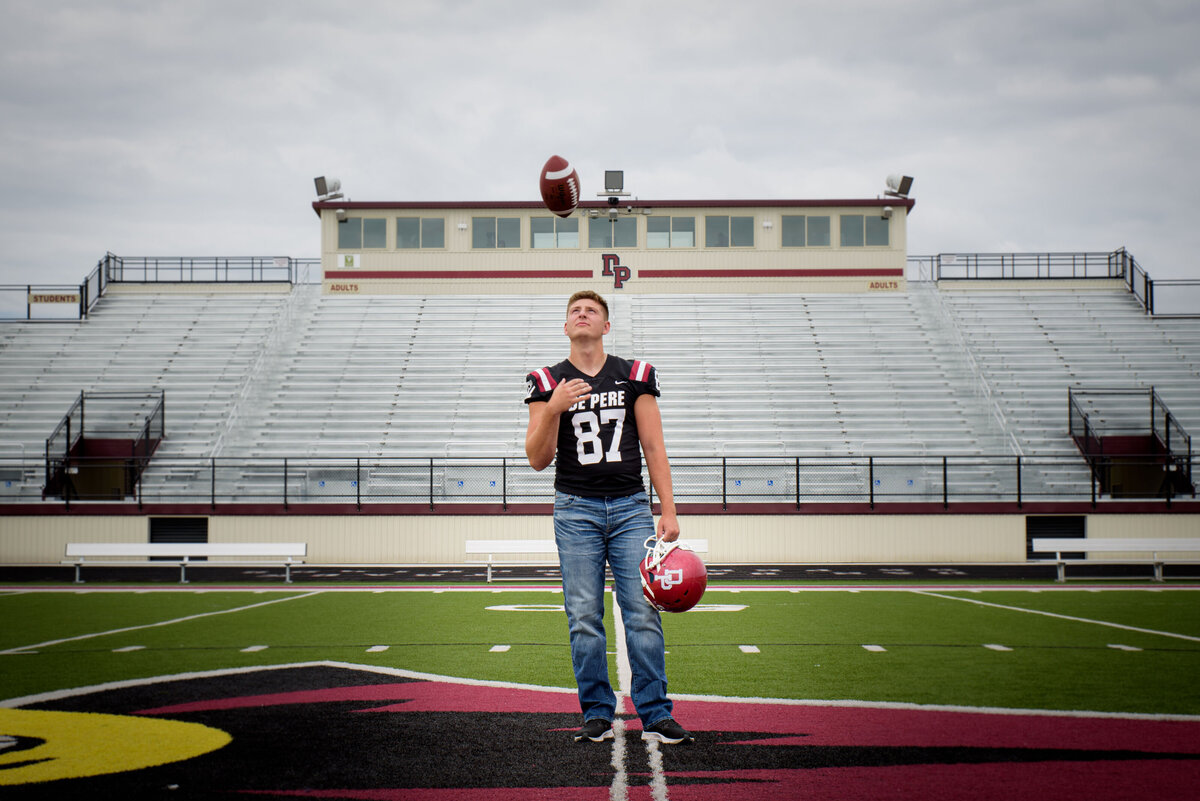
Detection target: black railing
<box><xmin>43</xmin><ymin>393</ymin><xmax>86</xmax><ymax>483</ymax></box>
<box><xmin>932</xmin><ymin>250</ymin><xmax>1123</xmax><ymax>281</ymax></box>
<box><xmin>0</xmin><ymin>256</ymin><xmax>108</xmax><ymax>323</ymax></box>
<box><xmin>1121</xmin><ymin>248</ymin><xmax>1149</xmax><ymax>308</ymax></box>
<box><xmin>44</xmin><ymin>391</ymin><xmax>166</xmax><ymax>503</ymax></box>
<box><xmin>7</xmin><ymin>249</ymin><xmax>1195</xmax><ymax>322</ymax></box>
<box><xmin>0</xmin><ymin>253</ymin><xmax>324</xmax><ymax>322</ymax></box>
<box><xmin>1144</xmin><ymin>279</ymin><xmax>1200</xmax><ymax>317</ymax></box>
<box><xmin>102</xmin><ymin>253</ymin><xmax>319</xmax><ymax>284</ymax></box>
<box><xmin>3</xmin><ymin>452</ymin><xmax>1194</xmax><ymax>510</ymax></box>
<box><xmin>130</xmin><ymin>393</ymin><xmax>167</xmax><ymax>477</ymax></box>
<box><xmin>1069</xmin><ymin>387</ymin><xmax>1194</xmax><ymax>501</ymax></box>
<box><xmin>913</xmin><ymin>247</ymin><xmax>1199</xmax><ymax>317</ymax></box>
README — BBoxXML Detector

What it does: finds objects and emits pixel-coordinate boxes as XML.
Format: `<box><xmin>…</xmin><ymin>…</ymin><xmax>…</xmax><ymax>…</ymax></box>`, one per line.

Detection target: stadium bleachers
<box><xmin>1</xmin><ymin>282</ymin><xmax>1197</xmax><ymax>503</ymax></box>
<box><xmin>210</xmin><ymin>292</ymin><xmax>566</xmax><ymax>459</ymax></box>
<box><xmin>0</xmin><ymin>292</ymin><xmax>290</xmax><ymax>460</ymax></box>
<box><xmin>940</xmin><ymin>289</ymin><xmax>1200</xmax><ymax>453</ymax></box>
<box><xmin>626</xmin><ymin>288</ymin><xmax>1013</xmax><ymax>458</ymax></box>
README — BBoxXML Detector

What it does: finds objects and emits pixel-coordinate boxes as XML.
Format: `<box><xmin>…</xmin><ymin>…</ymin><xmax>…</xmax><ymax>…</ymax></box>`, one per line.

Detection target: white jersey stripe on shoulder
<box><xmin>534</xmin><ymin>367</ymin><xmax>556</xmax><ymax>393</ymax></box>
<box><xmin>631</xmin><ymin>360</ymin><xmax>651</xmax><ymax>382</ymax></box>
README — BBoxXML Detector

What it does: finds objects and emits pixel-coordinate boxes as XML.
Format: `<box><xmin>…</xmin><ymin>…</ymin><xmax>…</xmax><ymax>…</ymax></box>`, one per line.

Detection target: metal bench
<box><xmin>64</xmin><ymin>542</ymin><xmax>307</xmax><ymax>584</ymax></box>
<box><xmin>1031</xmin><ymin>537</ymin><xmax>1200</xmax><ymax>582</ymax></box>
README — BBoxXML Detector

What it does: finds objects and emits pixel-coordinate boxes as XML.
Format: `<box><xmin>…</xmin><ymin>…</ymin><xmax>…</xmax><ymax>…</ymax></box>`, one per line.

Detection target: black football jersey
<box><xmin>524</xmin><ymin>355</ymin><xmax>661</xmax><ymax>498</ymax></box>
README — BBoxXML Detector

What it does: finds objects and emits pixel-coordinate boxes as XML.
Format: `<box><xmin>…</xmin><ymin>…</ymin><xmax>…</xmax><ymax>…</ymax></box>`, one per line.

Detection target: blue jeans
<box><xmin>554</xmin><ymin>490</ymin><xmax>672</xmax><ymax>728</ymax></box>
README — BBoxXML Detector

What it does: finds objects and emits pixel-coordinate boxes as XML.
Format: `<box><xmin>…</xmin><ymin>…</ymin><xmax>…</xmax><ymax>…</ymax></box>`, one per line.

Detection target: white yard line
<box><xmin>611</xmin><ymin>589</ymin><xmax>633</xmax><ymax>696</ymax></box>
<box><xmin>612</xmin><ymin>588</ymin><xmax>670</xmax><ymax>801</ymax></box>
<box><xmin>609</xmin><ymin>717</ymin><xmax>629</xmax><ymax>801</ymax></box>
<box><xmin>7</xmin><ymin>659</ymin><xmax>1199</xmax><ymax>721</ymax></box>
<box><xmin>645</xmin><ymin>738</ymin><xmax>669</xmax><ymax>801</ymax></box>
<box><xmin>912</xmin><ymin>590</ymin><xmax>1200</xmax><ymax>643</ymax></box>
<box><xmin>0</xmin><ymin>591</ymin><xmax>323</xmax><ymax>655</ymax></box>
<box><xmin>610</xmin><ymin>588</ymin><xmax>633</xmax><ymax>801</ymax></box>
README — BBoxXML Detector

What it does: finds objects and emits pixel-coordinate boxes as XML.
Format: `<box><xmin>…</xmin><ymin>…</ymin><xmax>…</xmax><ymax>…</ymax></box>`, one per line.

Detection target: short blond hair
<box><xmin>567</xmin><ymin>290</ymin><xmax>609</xmax><ymax>319</ymax></box>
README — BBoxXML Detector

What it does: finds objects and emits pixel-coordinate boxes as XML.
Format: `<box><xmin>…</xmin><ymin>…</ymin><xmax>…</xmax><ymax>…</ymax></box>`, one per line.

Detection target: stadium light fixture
<box><xmin>884</xmin><ymin>174</ymin><xmax>913</xmax><ymax>198</ymax></box>
<box><xmin>314</xmin><ymin>175</ymin><xmax>344</xmax><ymax>201</ymax></box>
<box><xmin>600</xmin><ymin>169</ymin><xmax>630</xmax><ymax>206</ymax></box>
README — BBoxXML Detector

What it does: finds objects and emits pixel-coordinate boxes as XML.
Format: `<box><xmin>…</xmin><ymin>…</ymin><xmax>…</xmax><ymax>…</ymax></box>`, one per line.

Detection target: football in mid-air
<box><xmin>539</xmin><ymin>155</ymin><xmax>580</xmax><ymax>218</ymax></box>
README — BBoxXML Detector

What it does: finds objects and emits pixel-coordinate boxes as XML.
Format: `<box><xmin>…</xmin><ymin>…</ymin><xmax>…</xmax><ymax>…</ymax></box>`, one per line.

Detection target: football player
<box><xmin>524</xmin><ymin>290</ymin><xmax>694</xmax><ymax>745</ymax></box>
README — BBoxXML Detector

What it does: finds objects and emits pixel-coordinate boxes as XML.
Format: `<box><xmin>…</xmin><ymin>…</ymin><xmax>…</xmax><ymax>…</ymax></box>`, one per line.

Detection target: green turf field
<box><xmin>2</xmin><ymin>586</ymin><xmax>1198</xmax><ymax>716</ymax></box>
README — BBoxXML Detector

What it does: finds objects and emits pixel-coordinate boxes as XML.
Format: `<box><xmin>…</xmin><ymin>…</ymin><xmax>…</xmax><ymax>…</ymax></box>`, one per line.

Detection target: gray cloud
<box><xmin>1</xmin><ymin>0</ymin><xmax>1197</xmax><ymax>285</ymax></box>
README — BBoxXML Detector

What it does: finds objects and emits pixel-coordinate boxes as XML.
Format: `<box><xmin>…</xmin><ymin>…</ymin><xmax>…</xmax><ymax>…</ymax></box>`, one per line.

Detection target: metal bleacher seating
<box><xmin>626</xmin><ymin>290</ymin><xmax>1013</xmax><ymax>459</ymax></box>
<box><xmin>212</xmin><ymin>291</ymin><xmax>566</xmax><ymax>460</ymax></box>
<box><xmin>940</xmin><ymin>289</ymin><xmax>1200</xmax><ymax>454</ymax></box>
<box><xmin>939</xmin><ymin>288</ymin><xmax>1200</xmax><ymax>497</ymax></box>
<box><xmin>200</xmin><ymin>290</ymin><xmax>1015</xmax><ymax>463</ymax></box>
<box><xmin>2</xmin><ymin>281</ymin><xmax>1198</xmax><ymax>503</ymax></box>
<box><xmin>0</xmin><ymin>292</ymin><xmax>289</xmax><ymax>460</ymax></box>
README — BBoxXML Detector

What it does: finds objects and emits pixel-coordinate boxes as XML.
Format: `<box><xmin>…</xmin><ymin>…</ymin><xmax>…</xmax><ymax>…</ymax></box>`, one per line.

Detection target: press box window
<box><xmin>780</xmin><ymin>215</ymin><xmax>831</xmax><ymax>247</ymax></box>
<box><xmin>840</xmin><ymin>214</ymin><xmax>889</xmax><ymax>247</ymax></box>
<box><xmin>531</xmin><ymin>217</ymin><xmax>580</xmax><ymax>249</ymax></box>
<box><xmin>647</xmin><ymin>216</ymin><xmax>695</xmax><ymax>248</ymax></box>
<box><xmin>588</xmin><ymin>216</ymin><xmax>637</xmax><ymax>248</ymax></box>
<box><xmin>705</xmin><ymin>215</ymin><xmax>754</xmax><ymax>247</ymax></box>
<box><xmin>337</xmin><ymin>217</ymin><xmax>387</xmax><ymax>249</ymax></box>
<box><xmin>396</xmin><ymin>218</ymin><xmax>446</xmax><ymax>249</ymax></box>
<box><xmin>472</xmin><ymin>217</ymin><xmax>521</xmax><ymax>249</ymax></box>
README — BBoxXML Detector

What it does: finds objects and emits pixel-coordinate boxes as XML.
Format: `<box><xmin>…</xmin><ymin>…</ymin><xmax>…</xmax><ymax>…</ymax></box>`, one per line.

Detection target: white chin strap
<box><xmin>642</xmin><ymin>537</ymin><xmax>691</xmax><ymax>609</ymax></box>
<box><xmin>642</xmin><ymin>536</ymin><xmax>681</xmax><ymax>573</ymax></box>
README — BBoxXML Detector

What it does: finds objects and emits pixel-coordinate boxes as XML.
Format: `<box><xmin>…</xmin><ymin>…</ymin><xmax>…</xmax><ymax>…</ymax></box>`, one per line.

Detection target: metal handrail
<box><xmin>1068</xmin><ymin>387</ymin><xmax>1193</xmax><ymax>502</ymax></box>
<box><xmin>6</xmin><ymin>451</ymin><xmax>1193</xmax><ymax>509</ymax></box>
<box><xmin>103</xmin><ymin>254</ymin><xmax>319</xmax><ymax>284</ymax></box>
<box><xmin>932</xmin><ymin>250</ymin><xmax>1122</xmax><ymax>280</ymax></box>
<box><xmin>908</xmin><ymin>247</ymin><xmax>1200</xmax><ymax>317</ymax></box>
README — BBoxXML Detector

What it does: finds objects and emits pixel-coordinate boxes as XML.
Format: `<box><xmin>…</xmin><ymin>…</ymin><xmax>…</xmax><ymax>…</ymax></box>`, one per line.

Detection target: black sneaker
<box><xmin>641</xmin><ymin>718</ymin><xmax>694</xmax><ymax>745</ymax></box>
<box><xmin>573</xmin><ymin>718</ymin><xmax>614</xmax><ymax>743</ymax></box>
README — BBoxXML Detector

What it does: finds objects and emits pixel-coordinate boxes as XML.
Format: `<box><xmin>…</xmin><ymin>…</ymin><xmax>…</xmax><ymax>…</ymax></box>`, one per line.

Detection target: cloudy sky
<box><xmin>2</xmin><ymin>0</ymin><xmax>1198</xmax><ymax>286</ymax></box>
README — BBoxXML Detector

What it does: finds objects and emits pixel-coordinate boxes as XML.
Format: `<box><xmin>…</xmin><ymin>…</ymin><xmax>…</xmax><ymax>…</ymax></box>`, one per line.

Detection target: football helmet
<box><xmin>640</xmin><ymin>536</ymin><xmax>707</xmax><ymax>613</ymax></box>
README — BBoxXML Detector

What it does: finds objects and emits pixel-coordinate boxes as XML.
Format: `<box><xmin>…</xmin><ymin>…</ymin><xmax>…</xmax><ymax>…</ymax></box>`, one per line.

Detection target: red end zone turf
<box><xmin>3</xmin><ymin>664</ymin><xmax>1198</xmax><ymax>800</ymax></box>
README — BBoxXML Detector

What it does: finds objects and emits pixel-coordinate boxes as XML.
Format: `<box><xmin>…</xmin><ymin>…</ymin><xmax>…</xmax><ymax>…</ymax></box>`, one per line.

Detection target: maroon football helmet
<box><xmin>640</xmin><ymin>537</ymin><xmax>707</xmax><ymax>613</ymax></box>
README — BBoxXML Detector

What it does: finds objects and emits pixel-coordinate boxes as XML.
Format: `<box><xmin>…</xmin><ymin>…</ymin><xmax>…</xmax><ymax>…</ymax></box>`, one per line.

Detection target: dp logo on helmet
<box><xmin>640</xmin><ymin>538</ymin><xmax>707</xmax><ymax>613</ymax></box>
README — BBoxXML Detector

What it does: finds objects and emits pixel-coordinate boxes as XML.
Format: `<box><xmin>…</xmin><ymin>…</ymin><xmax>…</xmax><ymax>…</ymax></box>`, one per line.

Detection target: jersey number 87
<box><xmin>571</xmin><ymin>410</ymin><xmax>625</xmax><ymax>465</ymax></box>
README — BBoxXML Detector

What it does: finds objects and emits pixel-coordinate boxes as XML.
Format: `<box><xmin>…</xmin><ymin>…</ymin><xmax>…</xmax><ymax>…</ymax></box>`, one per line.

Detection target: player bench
<box><xmin>1031</xmin><ymin>538</ymin><xmax>1200</xmax><ymax>583</ymax></box>
<box><xmin>63</xmin><ymin>542</ymin><xmax>307</xmax><ymax>584</ymax></box>
<box><xmin>465</xmin><ymin>539</ymin><xmax>709</xmax><ymax>583</ymax></box>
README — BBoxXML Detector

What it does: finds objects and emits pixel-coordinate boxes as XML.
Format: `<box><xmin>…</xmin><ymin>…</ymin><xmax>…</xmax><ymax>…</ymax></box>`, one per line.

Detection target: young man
<box><xmin>524</xmin><ymin>290</ymin><xmax>693</xmax><ymax>745</ymax></box>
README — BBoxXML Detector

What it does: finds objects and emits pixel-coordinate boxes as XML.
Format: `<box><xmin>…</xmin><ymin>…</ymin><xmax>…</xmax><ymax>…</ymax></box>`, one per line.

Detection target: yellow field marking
<box><xmin>0</xmin><ymin>708</ymin><xmax>230</xmax><ymax>785</ymax></box>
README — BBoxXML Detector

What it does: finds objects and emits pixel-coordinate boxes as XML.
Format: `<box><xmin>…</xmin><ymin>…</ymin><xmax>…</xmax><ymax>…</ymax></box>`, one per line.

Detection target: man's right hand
<box><xmin>549</xmin><ymin>378</ymin><xmax>592</xmax><ymax>414</ymax></box>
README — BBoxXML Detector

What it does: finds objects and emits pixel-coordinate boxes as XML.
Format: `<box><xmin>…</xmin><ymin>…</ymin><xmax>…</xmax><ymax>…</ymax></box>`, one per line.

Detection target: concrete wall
<box><xmin>4</xmin><ymin>511</ymin><xmax>1195</xmax><ymax>566</ymax></box>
